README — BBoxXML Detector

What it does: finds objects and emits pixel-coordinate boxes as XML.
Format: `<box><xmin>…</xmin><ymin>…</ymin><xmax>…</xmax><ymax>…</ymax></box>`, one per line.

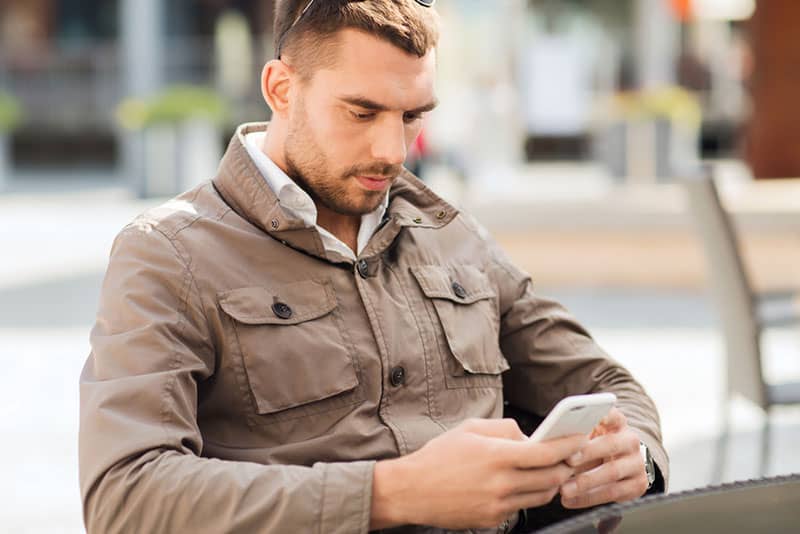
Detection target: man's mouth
<box><xmin>355</xmin><ymin>175</ymin><xmax>392</xmax><ymax>191</ymax></box>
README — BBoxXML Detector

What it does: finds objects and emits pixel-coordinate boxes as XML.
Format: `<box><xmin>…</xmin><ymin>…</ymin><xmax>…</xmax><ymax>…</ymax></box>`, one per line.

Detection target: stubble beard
<box><xmin>284</xmin><ymin>101</ymin><xmax>400</xmax><ymax>217</ymax></box>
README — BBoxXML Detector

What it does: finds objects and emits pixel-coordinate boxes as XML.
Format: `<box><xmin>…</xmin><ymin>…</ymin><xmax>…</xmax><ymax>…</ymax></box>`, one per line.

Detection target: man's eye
<box><xmin>403</xmin><ymin>112</ymin><xmax>424</xmax><ymax>124</ymax></box>
<box><xmin>351</xmin><ymin>111</ymin><xmax>375</xmax><ymax>121</ymax></box>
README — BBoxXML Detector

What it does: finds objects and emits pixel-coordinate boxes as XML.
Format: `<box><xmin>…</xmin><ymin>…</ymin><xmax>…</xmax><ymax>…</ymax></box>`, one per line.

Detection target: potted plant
<box><xmin>592</xmin><ymin>86</ymin><xmax>702</xmax><ymax>183</ymax></box>
<box><xmin>117</xmin><ymin>85</ymin><xmax>230</xmax><ymax>197</ymax></box>
<box><xmin>0</xmin><ymin>91</ymin><xmax>23</xmax><ymax>191</ymax></box>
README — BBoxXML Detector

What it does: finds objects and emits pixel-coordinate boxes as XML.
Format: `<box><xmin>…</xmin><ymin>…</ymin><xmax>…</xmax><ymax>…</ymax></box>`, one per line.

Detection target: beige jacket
<box><xmin>79</xmin><ymin>123</ymin><xmax>667</xmax><ymax>534</ymax></box>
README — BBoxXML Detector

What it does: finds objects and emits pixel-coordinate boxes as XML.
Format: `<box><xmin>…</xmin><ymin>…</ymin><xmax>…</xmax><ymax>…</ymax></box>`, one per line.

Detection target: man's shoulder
<box><xmin>449</xmin><ymin>210</ymin><xmax>493</xmax><ymax>242</ymax></box>
<box><xmin>109</xmin><ymin>182</ymin><xmax>235</xmax><ymax>269</ymax></box>
<box><xmin>127</xmin><ymin>182</ymin><xmax>229</xmax><ymax>239</ymax></box>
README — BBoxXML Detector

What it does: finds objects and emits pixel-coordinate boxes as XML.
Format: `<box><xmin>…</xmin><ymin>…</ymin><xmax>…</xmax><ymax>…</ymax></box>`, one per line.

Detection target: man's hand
<box><xmin>369</xmin><ymin>418</ymin><xmax>587</xmax><ymax>530</ymax></box>
<box><xmin>559</xmin><ymin>408</ymin><xmax>649</xmax><ymax>509</ymax></box>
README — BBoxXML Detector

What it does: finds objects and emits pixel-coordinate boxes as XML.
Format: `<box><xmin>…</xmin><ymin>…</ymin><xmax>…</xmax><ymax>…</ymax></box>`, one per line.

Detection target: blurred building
<box><xmin>1</xmin><ymin>0</ymin><xmax>120</xmax><ymax>167</ymax></box>
<box><xmin>0</xmin><ymin>0</ymin><xmax>788</xmax><ymax>187</ymax></box>
<box><xmin>0</xmin><ymin>0</ymin><xmax>273</xmax><ymax>172</ymax></box>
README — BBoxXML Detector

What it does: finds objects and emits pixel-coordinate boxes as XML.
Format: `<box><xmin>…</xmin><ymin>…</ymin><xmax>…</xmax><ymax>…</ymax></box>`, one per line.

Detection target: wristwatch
<box><xmin>640</xmin><ymin>441</ymin><xmax>656</xmax><ymax>491</ymax></box>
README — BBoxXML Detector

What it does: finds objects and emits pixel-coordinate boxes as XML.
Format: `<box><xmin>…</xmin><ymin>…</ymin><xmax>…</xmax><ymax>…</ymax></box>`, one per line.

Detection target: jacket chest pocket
<box><xmin>411</xmin><ymin>265</ymin><xmax>510</xmax><ymax>389</ymax></box>
<box><xmin>218</xmin><ymin>280</ymin><xmax>363</xmax><ymax>426</ymax></box>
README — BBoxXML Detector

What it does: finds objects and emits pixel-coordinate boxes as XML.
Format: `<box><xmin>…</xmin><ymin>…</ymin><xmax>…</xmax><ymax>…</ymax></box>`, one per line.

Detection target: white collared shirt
<box><xmin>243</xmin><ymin>131</ymin><xmax>389</xmax><ymax>260</ymax></box>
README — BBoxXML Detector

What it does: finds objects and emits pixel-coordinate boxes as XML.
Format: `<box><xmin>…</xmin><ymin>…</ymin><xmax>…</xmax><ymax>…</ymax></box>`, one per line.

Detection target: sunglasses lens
<box><xmin>415</xmin><ymin>0</ymin><xmax>435</xmax><ymax>6</ymax></box>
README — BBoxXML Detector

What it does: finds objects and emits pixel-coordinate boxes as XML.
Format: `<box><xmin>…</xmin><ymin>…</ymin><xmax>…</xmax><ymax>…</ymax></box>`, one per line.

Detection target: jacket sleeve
<box><xmin>79</xmin><ymin>224</ymin><xmax>374</xmax><ymax>534</ymax></box>
<box><xmin>479</xmin><ymin>230</ymin><xmax>669</xmax><ymax>491</ymax></box>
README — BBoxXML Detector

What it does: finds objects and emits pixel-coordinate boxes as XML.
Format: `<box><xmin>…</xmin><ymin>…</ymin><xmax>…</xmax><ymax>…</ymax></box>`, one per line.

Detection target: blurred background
<box><xmin>1</xmin><ymin>0</ymin><xmax>799</xmax><ymax>531</ymax></box>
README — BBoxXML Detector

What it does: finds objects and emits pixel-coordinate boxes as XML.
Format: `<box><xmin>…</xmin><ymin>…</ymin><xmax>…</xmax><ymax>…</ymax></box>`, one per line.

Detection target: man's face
<box><xmin>284</xmin><ymin>29</ymin><xmax>437</xmax><ymax>216</ymax></box>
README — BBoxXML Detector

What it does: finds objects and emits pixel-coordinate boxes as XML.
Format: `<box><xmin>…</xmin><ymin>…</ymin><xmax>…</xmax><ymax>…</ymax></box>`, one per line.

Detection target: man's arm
<box><xmin>368</xmin><ymin>419</ymin><xmax>587</xmax><ymax>530</ymax></box>
<box><xmin>497</xmin><ymin>288</ymin><xmax>668</xmax><ymax>492</ymax></box>
<box><xmin>79</xmin><ymin>226</ymin><xmax>374</xmax><ymax>533</ymax></box>
<box><xmin>475</xmin><ymin>226</ymin><xmax>668</xmax><ymax>495</ymax></box>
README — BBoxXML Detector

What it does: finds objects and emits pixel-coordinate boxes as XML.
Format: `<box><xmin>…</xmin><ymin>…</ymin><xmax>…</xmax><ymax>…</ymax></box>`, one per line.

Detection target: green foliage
<box><xmin>117</xmin><ymin>85</ymin><xmax>230</xmax><ymax>130</ymax></box>
<box><xmin>0</xmin><ymin>92</ymin><xmax>23</xmax><ymax>133</ymax></box>
<box><xmin>603</xmin><ymin>87</ymin><xmax>703</xmax><ymax>130</ymax></box>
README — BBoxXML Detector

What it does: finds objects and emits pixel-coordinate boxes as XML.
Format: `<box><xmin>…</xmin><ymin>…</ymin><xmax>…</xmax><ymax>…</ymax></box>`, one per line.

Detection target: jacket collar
<box><xmin>212</xmin><ymin>122</ymin><xmax>458</xmax><ymax>262</ymax></box>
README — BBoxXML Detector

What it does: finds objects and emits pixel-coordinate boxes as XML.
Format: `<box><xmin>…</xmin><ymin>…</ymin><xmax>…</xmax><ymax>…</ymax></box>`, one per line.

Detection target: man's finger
<box><xmin>567</xmin><ymin>430</ymin><xmax>639</xmax><ymax>467</ymax></box>
<box><xmin>503</xmin><ymin>433</ymin><xmax>587</xmax><ymax>469</ymax></box>
<box><xmin>594</xmin><ymin>407</ymin><xmax>627</xmax><ymax>433</ymax></box>
<box><xmin>572</xmin><ymin>458</ymin><xmax>603</xmax><ymax>475</ymax></box>
<box><xmin>459</xmin><ymin>418</ymin><xmax>527</xmax><ymax>441</ymax></box>
<box><xmin>508</xmin><ymin>462</ymin><xmax>574</xmax><ymax>495</ymax></box>
<box><xmin>560</xmin><ymin>453</ymin><xmax>644</xmax><ymax>499</ymax></box>
<box><xmin>561</xmin><ymin>474</ymin><xmax>649</xmax><ymax>509</ymax></box>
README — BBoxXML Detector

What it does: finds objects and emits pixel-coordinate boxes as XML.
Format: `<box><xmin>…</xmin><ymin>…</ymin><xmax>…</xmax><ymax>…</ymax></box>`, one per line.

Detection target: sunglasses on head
<box><xmin>276</xmin><ymin>0</ymin><xmax>436</xmax><ymax>59</ymax></box>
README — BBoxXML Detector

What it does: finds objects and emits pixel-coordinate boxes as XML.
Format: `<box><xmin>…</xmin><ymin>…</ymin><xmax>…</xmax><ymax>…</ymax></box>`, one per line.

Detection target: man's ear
<box><xmin>261</xmin><ymin>60</ymin><xmax>293</xmax><ymax>119</ymax></box>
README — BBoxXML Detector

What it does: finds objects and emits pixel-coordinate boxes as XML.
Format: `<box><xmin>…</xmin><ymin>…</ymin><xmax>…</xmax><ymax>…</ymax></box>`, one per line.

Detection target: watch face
<box><xmin>641</xmin><ymin>442</ymin><xmax>656</xmax><ymax>488</ymax></box>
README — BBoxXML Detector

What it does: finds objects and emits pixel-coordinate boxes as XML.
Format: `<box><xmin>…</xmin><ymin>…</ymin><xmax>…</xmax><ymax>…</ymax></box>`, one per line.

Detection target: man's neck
<box><xmin>261</xmin><ymin>125</ymin><xmax>361</xmax><ymax>254</ymax></box>
<box><xmin>316</xmin><ymin>205</ymin><xmax>361</xmax><ymax>254</ymax></box>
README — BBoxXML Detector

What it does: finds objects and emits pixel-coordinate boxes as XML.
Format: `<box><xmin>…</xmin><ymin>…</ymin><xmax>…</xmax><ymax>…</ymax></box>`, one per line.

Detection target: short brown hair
<box><xmin>274</xmin><ymin>0</ymin><xmax>439</xmax><ymax>76</ymax></box>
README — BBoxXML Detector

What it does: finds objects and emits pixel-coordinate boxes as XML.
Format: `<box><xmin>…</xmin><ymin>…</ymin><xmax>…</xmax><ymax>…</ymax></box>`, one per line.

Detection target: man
<box><xmin>79</xmin><ymin>1</ymin><xmax>667</xmax><ymax>532</ymax></box>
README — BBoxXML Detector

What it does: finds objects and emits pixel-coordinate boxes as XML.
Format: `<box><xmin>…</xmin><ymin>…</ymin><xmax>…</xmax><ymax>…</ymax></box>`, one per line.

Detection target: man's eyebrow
<box><xmin>339</xmin><ymin>95</ymin><xmax>439</xmax><ymax>114</ymax></box>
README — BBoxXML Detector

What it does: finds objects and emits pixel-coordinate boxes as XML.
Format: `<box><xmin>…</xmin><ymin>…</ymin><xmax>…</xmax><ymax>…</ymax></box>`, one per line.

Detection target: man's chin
<box><xmin>325</xmin><ymin>195</ymin><xmax>386</xmax><ymax>217</ymax></box>
<box><xmin>357</xmin><ymin>191</ymin><xmax>388</xmax><ymax>214</ymax></box>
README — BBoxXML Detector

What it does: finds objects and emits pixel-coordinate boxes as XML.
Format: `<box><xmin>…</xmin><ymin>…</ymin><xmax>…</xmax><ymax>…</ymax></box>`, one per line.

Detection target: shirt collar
<box><xmin>242</xmin><ymin>129</ymin><xmax>390</xmax><ymax>256</ymax></box>
<box><xmin>211</xmin><ymin>123</ymin><xmax>458</xmax><ymax>262</ymax></box>
<box><xmin>243</xmin><ymin>130</ymin><xmax>317</xmax><ymax>224</ymax></box>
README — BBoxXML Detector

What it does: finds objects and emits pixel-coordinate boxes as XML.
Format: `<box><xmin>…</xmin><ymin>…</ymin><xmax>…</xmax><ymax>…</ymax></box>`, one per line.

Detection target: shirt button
<box><xmin>389</xmin><ymin>366</ymin><xmax>406</xmax><ymax>387</ymax></box>
<box><xmin>451</xmin><ymin>281</ymin><xmax>467</xmax><ymax>299</ymax></box>
<box><xmin>357</xmin><ymin>259</ymin><xmax>369</xmax><ymax>279</ymax></box>
<box><xmin>271</xmin><ymin>302</ymin><xmax>293</xmax><ymax>320</ymax></box>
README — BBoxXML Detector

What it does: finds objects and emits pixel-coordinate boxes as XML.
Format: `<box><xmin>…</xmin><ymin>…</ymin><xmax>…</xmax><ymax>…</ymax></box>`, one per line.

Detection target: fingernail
<box><xmin>568</xmin><ymin>451</ymin><xmax>583</xmax><ymax>465</ymax></box>
<box><xmin>561</xmin><ymin>480</ymin><xmax>577</xmax><ymax>497</ymax></box>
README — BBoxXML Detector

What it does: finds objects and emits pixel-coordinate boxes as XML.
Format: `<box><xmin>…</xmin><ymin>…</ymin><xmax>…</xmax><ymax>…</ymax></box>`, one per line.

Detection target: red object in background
<box><xmin>413</xmin><ymin>129</ymin><xmax>427</xmax><ymax>157</ymax></box>
<box><xmin>408</xmin><ymin>128</ymin><xmax>428</xmax><ymax>162</ymax></box>
<box><xmin>670</xmin><ymin>0</ymin><xmax>692</xmax><ymax>21</ymax></box>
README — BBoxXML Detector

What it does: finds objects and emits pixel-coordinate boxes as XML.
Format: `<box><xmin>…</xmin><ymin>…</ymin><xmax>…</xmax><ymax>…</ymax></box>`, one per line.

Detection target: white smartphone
<box><xmin>528</xmin><ymin>393</ymin><xmax>617</xmax><ymax>442</ymax></box>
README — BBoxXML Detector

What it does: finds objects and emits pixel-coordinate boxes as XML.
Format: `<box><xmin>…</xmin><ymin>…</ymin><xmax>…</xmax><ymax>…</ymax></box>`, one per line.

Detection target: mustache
<box><xmin>344</xmin><ymin>163</ymin><xmax>403</xmax><ymax>179</ymax></box>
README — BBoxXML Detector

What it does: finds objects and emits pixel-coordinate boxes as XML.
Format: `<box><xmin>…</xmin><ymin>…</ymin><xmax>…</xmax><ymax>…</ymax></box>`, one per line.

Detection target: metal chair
<box><xmin>683</xmin><ymin>166</ymin><xmax>800</xmax><ymax>482</ymax></box>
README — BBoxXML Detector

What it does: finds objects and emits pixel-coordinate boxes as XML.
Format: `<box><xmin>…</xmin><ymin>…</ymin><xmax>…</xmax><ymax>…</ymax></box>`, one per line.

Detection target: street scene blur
<box><xmin>2</xmin><ymin>0</ymin><xmax>800</xmax><ymax>531</ymax></box>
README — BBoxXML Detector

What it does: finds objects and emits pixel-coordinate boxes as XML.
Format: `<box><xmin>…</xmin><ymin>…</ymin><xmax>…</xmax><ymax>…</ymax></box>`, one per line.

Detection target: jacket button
<box><xmin>451</xmin><ymin>281</ymin><xmax>467</xmax><ymax>299</ymax></box>
<box><xmin>377</xmin><ymin>213</ymin><xmax>392</xmax><ymax>230</ymax></box>
<box><xmin>357</xmin><ymin>259</ymin><xmax>369</xmax><ymax>279</ymax></box>
<box><xmin>271</xmin><ymin>302</ymin><xmax>293</xmax><ymax>320</ymax></box>
<box><xmin>389</xmin><ymin>366</ymin><xmax>406</xmax><ymax>387</ymax></box>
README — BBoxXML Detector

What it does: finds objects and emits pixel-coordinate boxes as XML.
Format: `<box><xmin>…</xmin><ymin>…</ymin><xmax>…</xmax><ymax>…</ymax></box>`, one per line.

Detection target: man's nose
<box><xmin>371</xmin><ymin>119</ymin><xmax>407</xmax><ymax>166</ymax></box>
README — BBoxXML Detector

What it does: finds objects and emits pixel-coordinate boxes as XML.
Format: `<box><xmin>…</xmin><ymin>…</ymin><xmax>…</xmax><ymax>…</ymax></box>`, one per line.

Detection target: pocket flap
<box><xmin>410</xmin><ymin>265</ymin><xmax>496</xmax><ymax>304</ymax></box>
<box><xmin>218</xmin><ymin>281</ymin><xmax>359</xmax><ymax>418</ymax></box>
<box><xmin>412</xmin><ymin>265</ymin><xmax>508</xmax><ymax>377</ymax></box>
<box><xmin>218</xmin><ymin>280</ymin><xmax>337</xmax><ymax>325</ymax></box>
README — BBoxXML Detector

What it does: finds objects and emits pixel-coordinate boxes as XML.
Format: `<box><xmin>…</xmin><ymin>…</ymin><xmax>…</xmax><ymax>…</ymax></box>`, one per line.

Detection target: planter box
<box><xmin>177</xmin><ymin>118</ymin><xmax>222</xmax><ymax>191</ymax></box>
<box><xmin>593</xmin><ymin>118</ymin><xmax>699</xmax><ymax>183</ymax></box>
<box><xmin>142</xmin><ymin>124</ymin><xmax>178</xmax><ymax>197</ymax></box>
<box><xmin>139</xmin><ymin>118</ymin><xmax>222</xmax><ymax>198</ymax></box>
